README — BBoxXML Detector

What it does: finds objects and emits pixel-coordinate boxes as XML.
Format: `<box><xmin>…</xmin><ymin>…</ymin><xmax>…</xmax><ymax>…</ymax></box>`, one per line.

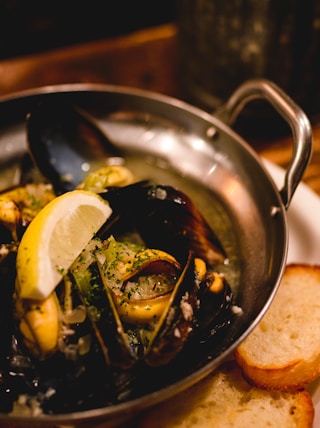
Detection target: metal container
<box><xmin>0</xmin><ymin>79</ymin><xmax>312</xmax><ymax>427</ymax></box>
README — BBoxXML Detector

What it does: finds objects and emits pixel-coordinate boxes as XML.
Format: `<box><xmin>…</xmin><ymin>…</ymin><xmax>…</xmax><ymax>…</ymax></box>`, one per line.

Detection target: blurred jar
<box><xmin>176</xmin><ymin>0</ymin><xmax>320</xmax><ymax>132</ymax></box>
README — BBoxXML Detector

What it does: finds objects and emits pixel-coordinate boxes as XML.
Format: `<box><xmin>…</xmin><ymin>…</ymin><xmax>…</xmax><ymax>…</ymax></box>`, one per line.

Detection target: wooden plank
<box><xmin>0</xmin><ymin>24</ymin><xmax>180</xmax><ymax>98</ymax></box>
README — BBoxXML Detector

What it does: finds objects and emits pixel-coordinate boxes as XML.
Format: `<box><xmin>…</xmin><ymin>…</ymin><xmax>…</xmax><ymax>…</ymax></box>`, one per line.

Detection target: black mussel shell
<box><xmin>144</xmin><ymin>252</ymin><xmax>199</xmax><ymax>367</ymax></box>
<box><xmin>70</xmin><ymin>258</ymin><xmax>138</xmax><ymax>370</ymax></box>
<box><xmin>195</xmin><ymin>272</ymin><xmax>233</xmax><ymax>334</ymax></box>
<box><xmin>26</xmin><ymin>101</ymin><xmax>122</xmax><ymax>193</ymax></box>
<box><xmin>100</xmin><ymin>183</ymin><xmax>227</xmax><ymax>265</ymax></box>
<box><xmin>0</xmin><ymin>244</ymin><xmax>17</xmax><ymax>366</ymax></box>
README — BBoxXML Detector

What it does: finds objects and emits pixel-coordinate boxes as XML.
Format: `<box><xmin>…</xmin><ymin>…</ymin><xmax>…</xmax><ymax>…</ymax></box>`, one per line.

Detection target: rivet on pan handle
<box><xmin>216</xmin><ymin>78</ymin><xmax>313</xmax><ymax>209</ymax></box>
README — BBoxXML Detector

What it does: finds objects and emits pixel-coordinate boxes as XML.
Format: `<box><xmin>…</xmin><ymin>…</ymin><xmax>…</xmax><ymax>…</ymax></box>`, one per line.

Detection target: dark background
<box><xmin>0</xmin><ymin>0</ymin><xmax>176</xmax><ymax>60</ymax></box>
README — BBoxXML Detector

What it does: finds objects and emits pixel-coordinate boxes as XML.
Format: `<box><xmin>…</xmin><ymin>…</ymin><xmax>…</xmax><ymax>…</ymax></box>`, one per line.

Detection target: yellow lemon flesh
<box><xmin>16</xmin><ymin>190</ymin><xmax>112</xmax><ymax>300</ymax></box>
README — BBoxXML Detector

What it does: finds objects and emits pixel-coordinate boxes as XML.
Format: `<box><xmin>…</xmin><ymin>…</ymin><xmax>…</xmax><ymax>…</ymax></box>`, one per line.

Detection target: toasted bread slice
<box><xmin>138</xmin><ymin>361</ymin><xmax>314</xmax><ymax>428</ymax></box>
<box><xmin>235</xmin><ymin>264</ymin><xmax>320</xmax><ymax>391</ymax></box>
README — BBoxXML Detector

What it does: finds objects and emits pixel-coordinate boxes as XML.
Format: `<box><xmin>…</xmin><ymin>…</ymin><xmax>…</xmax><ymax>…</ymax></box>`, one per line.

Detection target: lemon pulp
<box><xmin>16</xmin><ymin>190</ymin><xmax>112</xmax><ymax>300</ymax></box>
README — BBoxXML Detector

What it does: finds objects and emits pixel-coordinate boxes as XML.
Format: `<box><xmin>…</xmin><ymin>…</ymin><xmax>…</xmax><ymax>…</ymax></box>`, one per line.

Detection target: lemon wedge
<box><xmin>16</xmin><ymin>190</ymin><xmax>112</xmax><ymax>300</ymax></box>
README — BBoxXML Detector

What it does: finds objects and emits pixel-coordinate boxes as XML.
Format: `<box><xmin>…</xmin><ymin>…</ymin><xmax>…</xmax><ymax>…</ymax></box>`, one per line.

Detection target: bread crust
<box><xmin>235</xmin><ymin>264</ymin><xmax>320</xmax><ymax>391</ymax></box>
<box><xmin>235</xmin><ymin>350</ymin><xmax>320</xmax><ymax>391</ymax></box>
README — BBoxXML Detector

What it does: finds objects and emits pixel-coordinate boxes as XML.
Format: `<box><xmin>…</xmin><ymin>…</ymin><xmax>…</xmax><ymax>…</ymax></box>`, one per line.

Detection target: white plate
<box><xmin>265</xmin><ymin>159</ymin><xmax>320</xmax><ymax>427</ymax></box>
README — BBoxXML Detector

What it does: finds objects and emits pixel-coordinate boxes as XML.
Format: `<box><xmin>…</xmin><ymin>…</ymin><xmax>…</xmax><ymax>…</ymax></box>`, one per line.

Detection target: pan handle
<box><xmin>215</xmin><ymin>79</ymin><xmax>313</xmax><ymax>209</ymax></box>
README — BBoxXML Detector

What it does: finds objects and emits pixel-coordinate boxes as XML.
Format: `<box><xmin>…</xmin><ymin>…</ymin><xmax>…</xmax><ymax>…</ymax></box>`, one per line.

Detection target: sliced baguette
<box><xmin>235</xmin><ymin>264</ymin><xmax>320</xmax><ymax>391</ymax></box>
<box><xmin>138</xmin><ymin>361</ymin><xmax>314</xmax><ymax>428</ymax></box>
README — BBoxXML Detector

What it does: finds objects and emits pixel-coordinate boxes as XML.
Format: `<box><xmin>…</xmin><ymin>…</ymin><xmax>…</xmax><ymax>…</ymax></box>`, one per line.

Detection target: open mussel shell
<box><xmin>100</xmin><ymin>182</ymin><xmax>227</xmax><ymax>265</ymax></box>
<box><xmin>26</xmin><ymin>101</ymin><xmax>123</xmax><ymax>193</ymax></box>
<box><xmin>70</xmin><ymin>247</ymin><xmax>201</xmax><ymax>369</ymax></box>
<box><xmin>195</xmin><ymin>271</ymin><xmax>233</xmax><ymax>335</ymax></box>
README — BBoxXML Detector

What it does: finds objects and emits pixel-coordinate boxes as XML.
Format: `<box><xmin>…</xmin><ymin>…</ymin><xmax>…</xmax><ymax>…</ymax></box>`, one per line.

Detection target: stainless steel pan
<box><xmin>0</xmin><ymin>79</ymin><xmax>312</xmax><ymax>427</ymax></box>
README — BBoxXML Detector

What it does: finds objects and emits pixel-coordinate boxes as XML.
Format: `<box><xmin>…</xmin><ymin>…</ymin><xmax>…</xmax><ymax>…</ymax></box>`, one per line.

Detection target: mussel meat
<box><xmin>0</xmin><ymin>184</ymin><xmax>56</xmax><ymax>242</ymax></box>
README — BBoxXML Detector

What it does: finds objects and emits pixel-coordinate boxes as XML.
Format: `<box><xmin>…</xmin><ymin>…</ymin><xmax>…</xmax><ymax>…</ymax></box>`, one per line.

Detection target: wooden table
<box><xmin>0</xmin><ymin>23</ymin><xmax>319</xmax><ymax>428</ymax></box>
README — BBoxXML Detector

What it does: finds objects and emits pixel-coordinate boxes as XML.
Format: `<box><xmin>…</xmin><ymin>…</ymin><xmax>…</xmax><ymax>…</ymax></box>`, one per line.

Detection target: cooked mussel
<box><xmin>15</xmin><ymin>292</ymin><xmax>61</xmax><ymax>360</ymax></box>
<box><xmin>69</xmin><ymin>236</ymin><xmax>193</xmax><ymax>368</ymax></box>
<box><xmin>0</xmin><ymin>184</ymin><xmax>56</xmax><ymax>242</ymax></box>
<box><xmin>100</xmin><ymin>182</ymin><xmax>227</xmax><ymax>265</ymax></box>
<box><xmin>26</xmin><ymin>102</ymin><xmax>127</xmax><ymax>193</ymax></box>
